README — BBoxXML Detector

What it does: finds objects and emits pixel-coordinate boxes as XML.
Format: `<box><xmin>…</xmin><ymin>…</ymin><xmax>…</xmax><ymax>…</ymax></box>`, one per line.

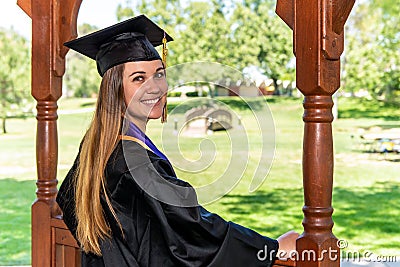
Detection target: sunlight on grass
<box><xmin>0</xmin><ymin>179</ymin><xmax>34</xmax><ymax>265</ymax></box>
<box><xmin>0</xmin><ymin>96</ymin><xmax>399</xmax><ymax>264</ymax></box>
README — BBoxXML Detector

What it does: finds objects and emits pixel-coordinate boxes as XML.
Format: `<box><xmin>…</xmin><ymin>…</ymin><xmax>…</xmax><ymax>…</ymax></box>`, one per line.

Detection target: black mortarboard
<box><xmin>64</xmin><ymin>15</ymin><xmax>173</xmax><ymax>76</ymax></box>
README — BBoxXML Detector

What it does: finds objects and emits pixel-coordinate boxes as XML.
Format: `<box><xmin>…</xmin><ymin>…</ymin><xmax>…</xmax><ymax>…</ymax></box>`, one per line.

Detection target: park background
<box><xmin>0</xmin><ymin>0</ymin><xmax>399</xmax><ymax>265</ymax></box>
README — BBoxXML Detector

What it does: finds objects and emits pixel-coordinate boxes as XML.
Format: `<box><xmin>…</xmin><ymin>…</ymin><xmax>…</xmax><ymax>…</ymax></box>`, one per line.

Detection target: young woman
<box><xmin>57</xmin><ymin>15</ymin><xmax>297</xmax><ymax>267</ymax></box>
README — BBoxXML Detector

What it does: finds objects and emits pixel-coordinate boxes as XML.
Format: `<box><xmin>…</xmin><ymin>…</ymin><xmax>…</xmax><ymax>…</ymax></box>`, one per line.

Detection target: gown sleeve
<box><xmin>56</xmin><ymin>153</ymin><xmax>79</xmax><ymax>240</ymax></box>
<box><xmin>103</xmin><ymin>142</ymin><xmax>279</xmax><ymax>267</ymax></box>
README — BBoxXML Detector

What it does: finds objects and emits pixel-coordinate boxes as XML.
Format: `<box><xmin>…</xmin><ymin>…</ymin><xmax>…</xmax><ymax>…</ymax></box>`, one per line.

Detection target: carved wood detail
<box><xmin>276</xmin><ymin>1</ymin><xmax>355</xmax><ymax>266</ymax></box>
<box><xmin>17</xmin><ymin>0</ymin><xmax>31</xmax><ymax>17</ymax></box>
<box><xmin>19</xmin><ymin>0</ymin><xmax>82</xmax><ymax>266</ymax></box>
<box><xmin>20</xmin><ymin>0</ymin><xmax>355</xmax><ymax>265</ymax></box>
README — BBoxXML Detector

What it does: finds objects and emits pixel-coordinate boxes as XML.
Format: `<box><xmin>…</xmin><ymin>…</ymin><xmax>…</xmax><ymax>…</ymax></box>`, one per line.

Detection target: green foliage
<box><xmin>0</xmin><ymin>28</ymin><xmax>32</xmax><ymax>133</ymax></box>
<box><xmin>116</xmin><ymin>0</ymin><xmax>135</xmax><ymax>21</ymax></box>
<box><xmin>231</xmin><ymin>2</ymin><xmax>294</xmax><ymax>82</ymax></box>
<box><xmin>185</xmin><ymin>91</ymin><xmax>198</xmax><ymax>97</ymax></box>
<box><xmin>185</xmin><ymin>90</ymin><xmax>208</xmax><ymax>97</ymax></box>
<box><xmin>65</xmin><ymin>54</ymin><xmax>100</xmax><ymax>97</ymax></box>
<box><xmin>64</xmin><ymin>24</ymin><xmax>101</xmax><ymax>98</ymax></box>
<box><xmin>210</xmin><ymin>96</ymin><xmax>268</xmax><ymax>110</ymax></box>
<box><xmin>167</xmin><ymin>91</ymin><xmax>182</xmax><ymax>97</ymax></box>
<box><xmin>343</xmin><ymin>1</ymin><xmax>400</xmax><ymax>102</ymax></box>
<box><xmin>115</xmin><ymin>0</ymin><xmax>295</xmax><ymax>91</ymax></box>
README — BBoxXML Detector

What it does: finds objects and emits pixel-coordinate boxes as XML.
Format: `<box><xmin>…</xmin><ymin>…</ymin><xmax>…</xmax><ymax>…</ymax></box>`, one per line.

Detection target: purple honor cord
<box><xmin>126</xmin><ymin>122</ymin><xmax>169</xmax><ymax>162</ymax></box>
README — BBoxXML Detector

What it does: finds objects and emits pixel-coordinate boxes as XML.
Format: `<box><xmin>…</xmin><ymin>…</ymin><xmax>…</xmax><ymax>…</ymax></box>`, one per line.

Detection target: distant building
<box><xmin>214</xmin><ymin>78</ymin><xmax>274</xmax><ymax>97</ymax></box>
<box><xmin>169</xmin><ymin>78</ymin><xmax>295</xmax><ymax>98</ymax></box>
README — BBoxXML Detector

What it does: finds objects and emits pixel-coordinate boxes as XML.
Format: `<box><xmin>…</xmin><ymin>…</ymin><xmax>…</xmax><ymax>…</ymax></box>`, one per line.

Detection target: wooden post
<box><xmin>17</xmin><ymin>0</ymin><xmax>82</xmax><ymax>266</ymax></box>
<box><xmin>276</xmin><ymin>0</ymin><xmax>354</xmax><ymax>266</ymax></box>
<box><xmin>17</xmin><ymin>0</ymin><xmax>356</xmax><ymax>265</ymax></box>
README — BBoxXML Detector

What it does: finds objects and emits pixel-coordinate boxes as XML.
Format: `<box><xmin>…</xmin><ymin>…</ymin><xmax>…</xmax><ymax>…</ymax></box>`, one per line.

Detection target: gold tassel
<box><xmin>161</xmin><ymin>31</ymin><xmax>168</xmax><ymax>123</ymax></box>
<box><xmin>161</xmin><ymin>102</ymin><xmax>167</xmax><ymax>123</ymax></box>
<box><xmin>162</xmin><ymin>31</ymin><xmax>168</xmax><ymax>67</ymax></box>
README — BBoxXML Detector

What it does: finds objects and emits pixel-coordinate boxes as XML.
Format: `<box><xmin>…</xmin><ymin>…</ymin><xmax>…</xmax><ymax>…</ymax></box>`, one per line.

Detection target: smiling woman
<box><xmin>56</xmin><ymin>14</ymin><xmax>297</xmax><ymax>267</ymax></box>
<box><xmin>123</xmin><ymin>60</ymin><xmax>168</xmax><ymax>132</ymax></box>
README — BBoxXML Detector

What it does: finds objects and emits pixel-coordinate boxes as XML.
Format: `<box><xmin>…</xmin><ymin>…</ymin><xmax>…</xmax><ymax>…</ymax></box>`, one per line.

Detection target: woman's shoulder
<box><xmin>107</xmin><ymin>139</ymin><xmax>165</xmax><ymax>171</ymax></box>
<box><xmin>105</xmin><ymin>140</ymin><xmax>141</xmax><ymax>190</ymax></box>
<box><xmin>105</xmin><ymin>139</ymin><xmax>172</xmax><ymax>190</ymax></box>
<box><xmin>107</xmin><ymin>139</ymin><xmax>192</xmax><ymax>188</ymax></box>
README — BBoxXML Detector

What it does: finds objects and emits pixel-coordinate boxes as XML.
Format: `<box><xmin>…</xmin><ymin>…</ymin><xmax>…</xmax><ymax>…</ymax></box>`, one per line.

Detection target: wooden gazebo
<box><xmin>17</xmin><ymin>0</ymin><xmax>355</xmax><ymax>266</ymax></box>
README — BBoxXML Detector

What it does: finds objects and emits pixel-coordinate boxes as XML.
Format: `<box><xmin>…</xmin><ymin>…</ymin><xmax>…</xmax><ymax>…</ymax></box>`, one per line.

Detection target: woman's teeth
<box><xmin>141</xmin><ymin>98</ymin><xmax>159</xmax><ymax>104</ymax></box>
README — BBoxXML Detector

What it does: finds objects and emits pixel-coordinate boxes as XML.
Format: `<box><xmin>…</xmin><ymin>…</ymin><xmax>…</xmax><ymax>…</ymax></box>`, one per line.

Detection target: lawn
<box><xmin>0</xmin><ymin>96</ymin><xmax>399</xmax><ymax>265</ymax></box>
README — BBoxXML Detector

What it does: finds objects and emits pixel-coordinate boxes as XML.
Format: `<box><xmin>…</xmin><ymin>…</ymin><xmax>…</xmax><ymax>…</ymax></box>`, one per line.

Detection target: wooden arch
<box><xmin>17</xmin><ymin>0</ymin><xmax>354</xmax><ymax>266</ymax></box>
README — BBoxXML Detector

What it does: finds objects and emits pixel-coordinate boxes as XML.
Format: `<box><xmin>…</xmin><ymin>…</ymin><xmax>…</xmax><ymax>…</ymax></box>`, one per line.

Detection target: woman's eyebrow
<box><xmin>129</xmin><ymin>71</ymin><xmax>146</xmax><ymax>77</ymax></box>
<box><xmin>129</xmin><ymin>67</ymin><xmax>164</xmax><ymax>77</ymax></box>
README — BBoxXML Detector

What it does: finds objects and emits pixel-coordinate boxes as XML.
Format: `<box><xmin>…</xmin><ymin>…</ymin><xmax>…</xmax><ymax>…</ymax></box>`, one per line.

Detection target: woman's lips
<box><xmin>141</xmin><ymin>97</ymin><xmax>161</xmax><ymax>106</ymax></box>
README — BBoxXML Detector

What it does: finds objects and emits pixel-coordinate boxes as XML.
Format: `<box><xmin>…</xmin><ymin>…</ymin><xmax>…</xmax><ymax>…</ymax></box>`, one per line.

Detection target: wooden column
<box><xmin>276</xmin><ymin>0</ymin><xmax>354</xmax><ymax>266</ymax></box>
<box><xmin>17</xmin><ymin>0</ymin><xmax>82</xmax><ymax>266</ymax></box>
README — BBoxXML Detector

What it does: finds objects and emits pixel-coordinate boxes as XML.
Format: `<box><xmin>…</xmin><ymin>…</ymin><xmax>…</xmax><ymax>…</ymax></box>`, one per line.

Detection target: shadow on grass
<box><xmin>1</xmin><ymin>179</ymin><xmax>399</xmax><ymax>264</ymax></box>
<box><xmin>332</xmin><ymin>182</ymin><xmax>400</xmax><ymax>248</ymax></box>
<box><xmin>339</xmin><ymin>108</ymin><xmax>400</xmax><ymax>120</ymax></box>
<box><xmin>217</xmin><ymin>182</ymin><xmax>400</xmax><ymax>251</ymax></box>
<box><xmin>387</xmin><ymin>158</ymin><xmax>400</xmax><ymax>162</ymax></box>
<box><xmin>217</xmin><ymin>188</ymin><xmax>304</xmax><ymax>235</ymax></box>
<box><xmin>338</xmin><ymin>98</ymin><xmax>400</xmax><ymax>120</ymax></box>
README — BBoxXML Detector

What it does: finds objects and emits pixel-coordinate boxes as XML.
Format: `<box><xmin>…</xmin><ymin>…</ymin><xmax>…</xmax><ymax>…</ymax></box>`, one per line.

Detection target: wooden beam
<box><xmin>275</xmin><ymin>0</ymin><xmax>294</xmax><ymax>30</ymax></box>
<box><xmin>276</xmin><ymin>1</ymin><xmax>354</xmax><ymax>266</ymax></box>
<box><xmin>23</xmin><ymin>0</ymin><xmax>82</xmax><ymax>266</ymax></box>
<box><xmin>17</xmin><ymin>0</ymin><xmax>31</xmax><ymax>18</ymax></box>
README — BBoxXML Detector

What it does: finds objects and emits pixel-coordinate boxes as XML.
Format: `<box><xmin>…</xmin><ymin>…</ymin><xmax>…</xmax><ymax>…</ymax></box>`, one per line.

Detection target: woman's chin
<box><xmin>147</xmin><ymin>111</ymin><xmax>163</xmax><ymax>120</ymax></box>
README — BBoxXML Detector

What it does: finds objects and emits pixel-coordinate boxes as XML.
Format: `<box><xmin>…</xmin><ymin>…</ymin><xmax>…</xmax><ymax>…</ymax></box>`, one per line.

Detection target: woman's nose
<box><xmin>143</xmin><ymin>77</ymin><xmax>167</xmax><ymax>94</ymax></box>
<box><xmin>142</xmin><ymin>77</ymin><xmax>160</xmax><ymax>92</ymax></box>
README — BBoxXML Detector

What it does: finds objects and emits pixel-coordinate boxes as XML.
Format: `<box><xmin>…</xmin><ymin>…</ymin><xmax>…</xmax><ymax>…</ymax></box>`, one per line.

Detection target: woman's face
<box><xmin>123</xmin><ymin>60</ymin><xmax>167</xmax><ymax>126</ymax></box>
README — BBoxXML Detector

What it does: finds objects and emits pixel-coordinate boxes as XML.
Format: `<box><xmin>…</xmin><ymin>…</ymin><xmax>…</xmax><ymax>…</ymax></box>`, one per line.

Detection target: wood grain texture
<box><xmin>27</xmin><ymin>0</ymin><xmax>82</xmax><ymax>266</ymax></box>
<box><xmin>24</xmin><ymin>0</ymin><xmax>354</xmax><ymax>265</ymax></box>
<box><xmin>276</xmin><ymin>0</ymin><xmax>354</xmax><ymax>266</ymax></box>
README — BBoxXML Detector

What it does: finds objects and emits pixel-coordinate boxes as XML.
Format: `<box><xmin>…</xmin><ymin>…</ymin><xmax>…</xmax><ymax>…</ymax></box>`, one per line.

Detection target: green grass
<box><xmin>0</xmin><ymin>179</ymin><xmax>35</xmax><ymax>265</ymax></box>
<box><xmin>0</xmin><ymin>96</ymin><xmax>399</xmax><ymax>264</ymax></box>
<box><xmin>338</xmin><ymin>97</ymin><xmax>400</xmax><ymax>120</ymax></box>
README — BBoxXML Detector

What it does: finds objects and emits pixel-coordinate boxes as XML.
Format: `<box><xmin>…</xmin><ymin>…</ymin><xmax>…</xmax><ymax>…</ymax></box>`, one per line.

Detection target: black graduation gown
<box><xmin>56</xmin><ymin>139</ymin><xmax>279</xmax><ymax>267</ymax></box>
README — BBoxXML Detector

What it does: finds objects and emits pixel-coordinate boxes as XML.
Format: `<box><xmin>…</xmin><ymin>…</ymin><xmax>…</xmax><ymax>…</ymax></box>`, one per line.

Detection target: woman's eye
<box><xmin>132</xmin><ymin>76</ymin><xmax>144</xmax><ymax>82</ymax></box>
<box><xmin>155</xmin><ymin>72</ymin><xmax>165</xmax><ymax>79</ymax></box>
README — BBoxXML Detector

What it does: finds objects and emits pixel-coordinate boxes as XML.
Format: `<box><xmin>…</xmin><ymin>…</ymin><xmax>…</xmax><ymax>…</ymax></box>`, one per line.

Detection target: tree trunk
<box><xmin>2</xmin><ymin>116</ymin><xmax>6</xmax><ymax>134</ymax></box>
<box><xmin>272</xmin><ymin>78</ymin><xmax>280</xmax><ymax>95</ymax></box>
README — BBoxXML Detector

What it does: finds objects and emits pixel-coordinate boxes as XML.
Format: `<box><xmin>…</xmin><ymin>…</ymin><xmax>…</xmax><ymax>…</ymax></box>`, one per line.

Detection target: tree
<box><xmin>115</xmin><ymin>0</ymin><xmax>295</xmax><ymax>93</ymax></box>
<box><xmin>231</xmin><ymin>1</ymin><xmax>294</xmax><ymax>91</ymax></box>
<box><xmin>64</xmin><ymin>23</ymin><xmax>101</xmax><ymax>98</ymax></box>
<box><xmin>343</xmin><ymin>1</ymin><xmax>400</xmax><ymax>102</ymax></box>
<box><xmin>376</xmin><ymin>0</ymin><xmax>400</xmax><ymax>102</ymax></box>
<box><xmin>0</xmin><ymin>28</ymin><xmax>31</xmax><ymax>134</ymax></box>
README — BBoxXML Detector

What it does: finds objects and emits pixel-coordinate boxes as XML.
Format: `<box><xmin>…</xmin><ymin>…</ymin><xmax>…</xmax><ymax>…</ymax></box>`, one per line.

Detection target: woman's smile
<box><xmin>141</xmin><ymin>96</ymin><xmax>162</xmax><ymax>106</ymax></box>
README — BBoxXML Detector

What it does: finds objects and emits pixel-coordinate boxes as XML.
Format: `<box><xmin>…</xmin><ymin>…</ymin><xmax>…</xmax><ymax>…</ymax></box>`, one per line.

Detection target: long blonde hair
<box><xmin>74</xmin><ymin>64</ymin><xmax>125</xmax><ymax>255</ymax></box>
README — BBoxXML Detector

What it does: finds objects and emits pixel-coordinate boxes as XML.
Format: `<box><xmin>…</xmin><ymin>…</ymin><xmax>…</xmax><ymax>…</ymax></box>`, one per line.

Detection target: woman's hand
<box><xmin>276</xmin><ymin>230</ymin><xmax>300</xmax><ymax>259</ymax></box>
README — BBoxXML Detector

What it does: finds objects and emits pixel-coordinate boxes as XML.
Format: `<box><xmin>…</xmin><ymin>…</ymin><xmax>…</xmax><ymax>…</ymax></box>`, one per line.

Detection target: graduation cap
<box><xmin>64</xmin><ymin>15</ymin><xmax>173</xmax><ymax>76</ymax></box>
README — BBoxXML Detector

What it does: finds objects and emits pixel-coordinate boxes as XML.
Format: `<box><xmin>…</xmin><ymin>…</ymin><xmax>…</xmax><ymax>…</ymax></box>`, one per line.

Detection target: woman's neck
<box><xmin>134</xmin><ymin>120</ymin><xmax>146</xmax><ymax>133</ymax></box>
